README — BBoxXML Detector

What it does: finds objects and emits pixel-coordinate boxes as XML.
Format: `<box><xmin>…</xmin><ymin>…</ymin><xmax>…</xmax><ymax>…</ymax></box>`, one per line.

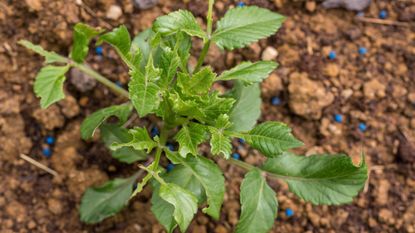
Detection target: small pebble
<box><xmin>237</xmin><ymin>2</ymin><xmax>246</xmax><ymax>7</ymax></box>
<box><xmin>358</xmin><ymin>47</ymin><xmax>367</xmax><ymax>55</ymax></box>
<box><xmin>232</xmin><ymin>153</ymin><xmax>241</xmax><ymax>160</ymax></box>
<box><xmin>328</xmin><ymin>51</ymin><xmax>336</xmax><ymax>60</ymax></box>
<box><xmin>95</xmin><ymin>46</ymin><xmax>103</xmax><ymax>56</ymax></box>
<box><xmin>42</xmin><ymin>147</ymin><xmax>52</xmax><ymax>158</ymax></box>
<box><xmin>133</xmin><ymin>0</ymin><xmax>159</xmax><ymax>10</ymax></box>
<box><xmin>379</xmin><ymin>10</ymin><xmax>388</xmax><ymax>19</ymax></box>
<box><xmin>285</xmin><ymin>208</ymin><xmax>294</xmax><ymax>217</ymax></box>
<box><xmin>334</xmin><ymin>114</ymin><xmax>343</xmax><ymax>123</ymax></box>
<box><xmin>238</xmin><ymin>138</ymin><xmax>245</xmax><ymax>144</ymax></box>
<box><xmin>358</xmin><ymin>122</ymin><xmax>367</xmax><ymax>132</ymax></box>
<box><xmin>45</xmin><ymin>135</ymin><xmax>55</xmax><ymax>145</ymax></box>
<box><xmin>166</xmin><ymin>163</ymin><xmax>175</xmax><ymax>172</ymax></box>
<box><xmin>106</xmin><ymin>5</ymin><xmax>123</xmax><ymax>20</ymax></box>
<box><xmin>356</xmin><ymin>11</ymin><xmax>365</xmax><ymax>17</ymax></box>
<box><xmin>271</xmin><ymin>96</ymin><xmax>281</xmax><ymax>106</ymax></box>
<box><xmin>151</xmin><ymin>126</ymin><xmax>160</xmax><ymax>138</ymax></box>
<box><xmin>166</xmin><ymin>143</ymin><xmax>174</xmax><ymax>151</ymax></box>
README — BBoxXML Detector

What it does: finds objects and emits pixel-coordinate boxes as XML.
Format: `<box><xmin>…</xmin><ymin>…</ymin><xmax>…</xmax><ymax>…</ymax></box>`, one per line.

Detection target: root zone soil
<box><xmin>1</xmin><ymin>0</ymin><xmax>414</xmax><ymax>232</ymax></box>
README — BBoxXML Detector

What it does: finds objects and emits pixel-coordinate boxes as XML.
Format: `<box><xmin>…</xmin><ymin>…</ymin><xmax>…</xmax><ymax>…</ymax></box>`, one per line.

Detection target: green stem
<box><xmin>153</xmin><ymin>125</ymin><xmax>169</xmax><ymax>171</ymax></box>
<box><xmin>71</xmin><ymin>62</ymin><xmax>130</xmax><ymax>99</ymax></box>
<box><xmin>193</xmin><ymin>0</ymin><xmax>215</xmax><ymax>73</ymax></box>
<box><xmin>226</xmin><ymin>158</ymin><xmax>286</xmax><ymax>180</ymax></box>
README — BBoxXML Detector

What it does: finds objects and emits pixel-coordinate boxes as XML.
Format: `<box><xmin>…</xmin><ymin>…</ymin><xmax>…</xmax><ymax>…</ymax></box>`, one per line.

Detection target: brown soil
<box><xmin>1</xmin><ymin>0</ymin><xmax>415</xmax><ymax>232</ymax></box>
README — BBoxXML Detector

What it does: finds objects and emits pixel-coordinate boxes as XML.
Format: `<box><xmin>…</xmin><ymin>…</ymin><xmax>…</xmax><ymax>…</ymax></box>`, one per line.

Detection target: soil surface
<box><xmin>1</xmin><ymin>0</ymin><xmax>415</xmax><ymax>232</ymax></box>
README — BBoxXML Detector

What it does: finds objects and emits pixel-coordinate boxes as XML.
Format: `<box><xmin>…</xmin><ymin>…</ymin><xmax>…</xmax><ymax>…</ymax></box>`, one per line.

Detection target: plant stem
<box><xmin>153</xmin><ymin>125</ymin><xmax>169</xmax><ymax>171</ymax></box>
<box><xmin>227</xmin><ymin>158</ymin><xmax>255</xmax><ymax>171</ymax></box>
<box><xmin>194</xmin><ymin>0</ymin><xmax>215</xmax><ymax>73</ymax></box>
<box><xmin>71</xmin><ymin>62</ymin><xmax>130</xmax><ymax>99</ymax></box>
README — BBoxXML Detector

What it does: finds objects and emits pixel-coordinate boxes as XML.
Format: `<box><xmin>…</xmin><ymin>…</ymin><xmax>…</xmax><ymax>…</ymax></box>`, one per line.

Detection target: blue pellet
<box><xmin>238</xmin><ymin>138</ymin><xmax>245</xmax><ymax>144</ymax></box>
<box><xmin>285</xmin><ymin>208</ymin><xmax>294</xmax><ymax>217</ymax></box>
<box><xmin>328</xmin><ymin>51</ymin><xmax>336</xmax><ymax>60</ymax></box>
<box><xmin>237</xmin><ymin>2</ymin><xmax>245</xmax><ymax>7</ymax></box>
<box><xmin>232</xmin><ymin>153</ymin><xmax>241</xmax><ymax>160</ymax></box>
<box><xmin>151</xmin><ymin>126</ymin><xmax>160</xmax><ymax>138</ymax></box>
<box><xmin>358</xmin><ymin>123</ymin><xmax>367</xmax><ymax>132</ymax></box>
<box><xmin>42</xmin><ymin>147</ymin><xmax>52</xmax><ymax>157</ymax></box>
<box><xmin>166</xmin><ymin>163</ymin><xmax>175</xmax><ymax>172</ymax></box>
<box><xmin>358</xmin><ymin>47</ymin><xmax>367</xmax><ymax>55</ymax></box>
<box><xmin>379</xmin><ymin>10</ymin><xmax>388</xmax><ymax>19</ymax></box>
<box><xmin>166</xmin><ymin>143</ymin><xmax>175</xmax><ymax>151</ymax></box>
<box><xmin>132</xmin><ymin>183</ymin><xmax>138</xmax><ymax>190</ymax></box>
<box><xmin>115</xmin><ymin>81</ymin><xmax>123</xmax><ymax>87</ymax></box>
<box><xmin>95</xmin><ymin>46</ymin><xmax>103</xmax><ymax>56</ymax></box>
<box><xmin>334</xmin><ymin>114</ymin><xmax>343</xmax><ymax>123</ymax></box>
<box><xmin>45</xmin><ymin>135</ymin><xmax>55</xmax><ymax>145</ymax></box>
<box><xmin>271</xmin><ymin>96</ymin><xmax>281</xmax><ymax>106</ymax></box>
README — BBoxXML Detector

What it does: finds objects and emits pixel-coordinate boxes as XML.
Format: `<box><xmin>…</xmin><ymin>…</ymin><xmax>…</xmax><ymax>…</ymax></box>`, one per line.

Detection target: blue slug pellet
<box><xmin>285</xmin><ymin>208</ymin><xmax>294</xmax><ymax>217</ymax></box>
<box><xmin>232</xmin><ymin>153</ymin><xmax>241</xmax><ymax>160</ymax></box>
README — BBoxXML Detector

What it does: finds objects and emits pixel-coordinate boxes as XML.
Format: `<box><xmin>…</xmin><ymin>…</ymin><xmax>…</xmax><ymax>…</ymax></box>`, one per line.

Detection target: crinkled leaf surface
<box><xmin>261</xmin><ymin>152</ymin><xmax>368</xmax><ymax>205</ymax></box>
<box><xmin>235</xmin><ymin>169</ymin><xmax>278</xmax><ymax>233</ymax></box>
<box><xmin>153</xmin><ymin>10</ymin><xmax>206</xmax><ymax>39</ymax></box>
<box><xmin>34</xmin><ymin>65</ymin><xmax>70</xmax><ymax>109</ymax></box>
<box><xmin>209</xmin><ymin>115</ymin><xmax>233</xmax><ymax>158</ymax></box>
<box><xmin>217</xmin><ymin>61</ymin><xmax>277</xmax><ymax>85</ymax></box>
<box><xmin>166</xmin><ymin>151</ymin><xmax>225</xmax><ymax>219</ymax></box>
<box><xmin>80</xmin><ymin>104</ymin><xmax>132</xmax><ymax>139</ymax></box>
<box><xmin>177</xmin><ymin>67</ymin><xmax>215</xmax><ymax>95</ymax></box>
<box><xmin>100</xmin><ymin>124</ymin><xmax>147</xmax><ymax>163</ymax></box>
<box><xmin>212</xmin><ymin>6</ymin><xmax>285</xmax><ymax>50</ymax></box>
<box><xmin>158</xmin><ymin>47</ymin><xmax>180</xmax><ymax>89</ymax></box>
<box><xmin>18</xmin><ymin>40</ymin><xmax>67</xmax><ymax>63</ymax></box>
<box><xmin>159</xmin><ymin>183</ymin><xmax>198</xmax><ymax>232</ymax></box>
<box><xmin>71</xmin><ymin>23</ymin><xmax>102</xmax><ymax>63</ymax></box>
<box><xmin>111</xmin><ymin>127</ymin><xmax>157</xmax><ymax>153</ymax></box>
<box><xmin>80</xmin><ymin>175</ymin><xmax>136</xmax><ymax>223</ymax></box>
<box><xmin>175</xmin><ymin>123</ymin><xmax>207</xmax><ymax>157</ymax></box>
<box><xmin>242</xmin><ymin>122</ymin><xmax>303</xmax><ymax>157</ymax></box>
<box><xmin>129</xmin><ymin>56</ymin><xmax>161</xmax><ymax>117</ymax></box>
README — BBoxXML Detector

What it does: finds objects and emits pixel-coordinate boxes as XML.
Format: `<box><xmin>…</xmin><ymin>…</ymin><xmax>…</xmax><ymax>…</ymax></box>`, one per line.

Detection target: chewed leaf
<box><xmin>18</xmin><ymin>40</ymin><xmax>67</xmax><ymax>64</ymax></box>
<box><xmin>71</xmin><ymin>23</ymin><xmax>103</xmax><ymax>63</ymax></box>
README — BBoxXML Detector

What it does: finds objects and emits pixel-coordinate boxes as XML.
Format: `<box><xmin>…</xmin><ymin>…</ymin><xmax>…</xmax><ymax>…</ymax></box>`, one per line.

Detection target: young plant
<box><xmin>20</xmin><ymin>1</ymin><xmax>367</xmax><ymax>232</ymax></box>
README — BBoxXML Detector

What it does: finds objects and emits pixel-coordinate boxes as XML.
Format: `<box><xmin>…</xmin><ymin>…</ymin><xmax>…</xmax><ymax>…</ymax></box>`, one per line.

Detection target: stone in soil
<box><xmin>106</xmin><ymin>5</ymin><xmax>123</xmax><ymax>20</ymax></box>
<box><xmin>69</xmin><ymin>68</ymin><xmax>97</xmax><ymax>92</ymax></box>
<box><xmin>322</xmin><ymin>0</ymin><xmax>371</xmax><ymax>11</ymax></box>
<box><xmin>288</xmin><ymin>72</ymin><xmax>334</xmax><ymax>120</ymax></box>
<box><xmin>133</xmin><ymin>0</ymin><xmax>159</xmax><ymax>10</ymax></box>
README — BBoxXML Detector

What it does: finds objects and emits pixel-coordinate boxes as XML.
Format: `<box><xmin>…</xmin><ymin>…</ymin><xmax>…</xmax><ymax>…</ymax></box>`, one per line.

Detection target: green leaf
<box><xmin>158</xmin><ymin>47</ymin><xmax>180</xmax><ymax>89</ymax></box>
<box><xmin>100</xmin><ymin>25</ymin><xmax>140</xmax><ymax>69</ymax></box>
<box><xmin>175</xmin><ymin>123</ymin><xmax>207</xmax><ymax>157</ymax></box>
<box><xmin>34</xmin><ymin>65</ymin><xmax>70</xmax><ymax>109</ymax></box>
<box><xmin>153</xmin><ymin>10</ymin><xmax>206</xmax><ymax>39</ymax></box>
<box><xmin>261</xmin><ymin>152</ymin><xmax>368</xmax><ymax>205</ymax></box>
<box><xmin>168</xmin><ymin>91</ymin><xmax>206</xmax><ymax>121</ymax></box>
<box><xmin>80</xmin><ymin>175</ymin><xmax>137</xmax><ymax>223</ymax></box>
<box><xmin>129</xmin><ymin>55</ymin><xmax>162</xmax><ymax>117</ymax></box>
<box><xmin>177</xmin><ymin>67</ymin><xmax>215</xmax><ymax>95</ymax></box>
<box><xmin>228</xmin><ymin>81</ymin><xmax>261</xmax><ymax>132</ymax></box>
<box><xmin>212</xmin><ymin>6</ymin><xmax>285</xmax><ymax>50</ymax></box>
<box><xmin>241</xmin><ymin>122</ymin><xmax>303</xmax><ymax>157</ymax></box>
<box><xmin>209</xmin><ymin>115</ymin><xmax>233</xmax><ymax>158</ymax></box>
<box><xmin>100</xmin><ymin>124</ymin><xmax>147</xmax><ymax>163</ymax></box>
<box><xmin>235</xmin><ymin>169</ymin><xmax>278</xmax><ymax>233</ymax></box>
<box><xmin>18</xmin><ymin>40</ymin><xmax>67</xmax><ymax>64</ymax></box>
<box><xmin>166</xmin><ymin>151</ymin><xmax>225</xmax><ymax>219</ymax></box>
<box><xmin>151</xmin><ymin>183</ymin><xmax>177</xmax><ymax>233</ymax></box>
<box><xmin>80</xmin><ymin>104</ymin><xmax>132</xmax><ymax>140</ymax></box>
<box><xmin>111</xmin><ymin>127</ymin><xmax>157</xmax><ymax>153</ymax></box>
<box><xmin>198</xmin><ymin>93</ymin><xmax>236</xmax><ymax>124</ymax></box>
<box><xmin>159</xmin><ymin>183</ymin><xmax>198</xmax><ymax>232</ymax></box>
<box><xmin>71</xmin><ymin>23</ymin><xmax>103</xmax><ymax>63</ymax></box>
<box><xmin>218</xmin><ymin>61</ymin><xmax>277</xmax><ymax>85</ymax></box>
